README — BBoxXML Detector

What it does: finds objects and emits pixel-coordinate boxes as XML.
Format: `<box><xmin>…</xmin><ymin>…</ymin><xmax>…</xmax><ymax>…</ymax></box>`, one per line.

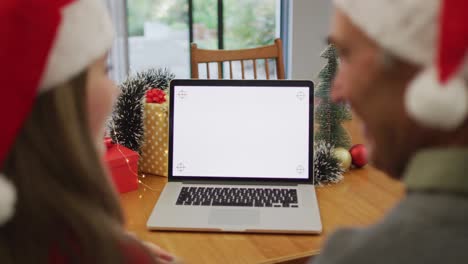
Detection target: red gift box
<box><xmin>104</xmin><ymin>140</ymin><xmax>139</xmax><ymax>193</ymax></box>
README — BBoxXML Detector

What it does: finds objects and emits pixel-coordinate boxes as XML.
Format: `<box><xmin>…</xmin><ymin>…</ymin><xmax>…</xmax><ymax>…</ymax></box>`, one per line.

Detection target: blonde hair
<box><xmin>0</xmin><ymin>72</ymin><xmax>153</xmax><ymax>263</ymax></box>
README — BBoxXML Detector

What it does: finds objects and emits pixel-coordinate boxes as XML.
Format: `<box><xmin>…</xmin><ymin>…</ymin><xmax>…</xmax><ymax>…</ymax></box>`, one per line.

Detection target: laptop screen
<box><xmin>169</xmin><ymin>80</ymin><xmax>313</xmax><ymax>182</ymax></box>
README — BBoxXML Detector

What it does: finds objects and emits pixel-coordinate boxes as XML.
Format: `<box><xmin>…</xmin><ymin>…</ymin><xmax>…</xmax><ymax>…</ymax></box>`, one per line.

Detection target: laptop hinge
<box><xmin>178</xmin><ymin>180</ymin><xmax>300</xmax><ymax>186</ymax></box>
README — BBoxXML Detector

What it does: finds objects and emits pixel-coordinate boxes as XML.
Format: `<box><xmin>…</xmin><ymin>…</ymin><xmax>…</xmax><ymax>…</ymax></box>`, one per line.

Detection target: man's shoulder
<box><xmin>311</xmin><ymin>192</ymin><xmax>468</xmax><ymax>264</ymax></box>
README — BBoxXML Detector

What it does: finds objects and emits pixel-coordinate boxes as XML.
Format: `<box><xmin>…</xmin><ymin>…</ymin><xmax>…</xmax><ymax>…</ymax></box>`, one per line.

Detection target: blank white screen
<box><xmin>172</xmin><ymin>85</ymin><xmax>310</xmax><ymax>179</ymax></box>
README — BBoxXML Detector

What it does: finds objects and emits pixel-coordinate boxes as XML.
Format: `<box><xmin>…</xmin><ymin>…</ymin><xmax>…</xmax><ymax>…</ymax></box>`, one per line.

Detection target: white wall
<box><xmin>290</xmin><ymin>0</ymin><xmax>332</xmax><ymax>81</ymax></box>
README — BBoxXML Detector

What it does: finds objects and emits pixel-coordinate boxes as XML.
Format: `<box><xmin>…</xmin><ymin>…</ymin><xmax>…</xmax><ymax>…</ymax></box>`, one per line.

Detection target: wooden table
<box><xmin>120</xmin><ymin>166</ymin><xmax>404</xmax><ymax>264</ymax></box>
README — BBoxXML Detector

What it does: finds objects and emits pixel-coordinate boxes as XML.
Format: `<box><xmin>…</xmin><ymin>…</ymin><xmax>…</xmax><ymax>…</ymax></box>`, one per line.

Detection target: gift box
<box><xmin>105</xmin><ymin>140</ymin><xmax>139</xmax><ymax>193</ymax></box>
<box><xmin>139</xmin><ymin>97</ymin><xmax>169</xmax><ymax>177</ymax></box>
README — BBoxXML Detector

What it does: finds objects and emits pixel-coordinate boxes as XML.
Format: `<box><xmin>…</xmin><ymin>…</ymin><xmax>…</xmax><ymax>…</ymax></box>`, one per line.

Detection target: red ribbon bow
<box><xmin>146</xmin><ymin>88</ymin><xmax>166</xmax><ymax>104</ymax></box>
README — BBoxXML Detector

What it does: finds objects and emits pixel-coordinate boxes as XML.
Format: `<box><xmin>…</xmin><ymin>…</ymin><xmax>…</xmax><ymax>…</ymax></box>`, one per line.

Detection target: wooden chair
<box><xmin>190</xmin><ymin>38</ymin><xmax>285</xmax><ymax>80</ymax></box>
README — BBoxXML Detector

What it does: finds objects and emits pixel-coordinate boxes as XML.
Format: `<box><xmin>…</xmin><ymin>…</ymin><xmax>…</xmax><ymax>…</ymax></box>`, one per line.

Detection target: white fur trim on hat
<box><xmin>333</xmin><ymin>0</ymin><xmax>439</xmax><ymax>66</ymax></box>
<box><xmin>334</xmin><ymin>0</ymin><xmax>468</xmax><ymax>130</ymax></box>
<box><xmin>406</xmin><ymin>67</ymin><xmax>468</xmax><ymax>130</ymax></box>
<box><xmin>0</xmin><ymin>173</ymin><xmax>16</xmax><ymax>226</ymax></box>
<box><xmin>39</xmin><ymin>0</ymin><xmax>114</xmax><ymax>91</ymax></box>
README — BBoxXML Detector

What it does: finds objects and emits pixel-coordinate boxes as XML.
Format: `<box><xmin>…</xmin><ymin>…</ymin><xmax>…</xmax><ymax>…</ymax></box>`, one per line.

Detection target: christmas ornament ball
<box><xmin>349</xmin><ymin>144</ymin><xmax>368</xmax><ymax>168</ymax></box>
<box><xmin>333</xmin><ymin>147</ymin><xmax>352</xmax><ymax>171</ymax></box>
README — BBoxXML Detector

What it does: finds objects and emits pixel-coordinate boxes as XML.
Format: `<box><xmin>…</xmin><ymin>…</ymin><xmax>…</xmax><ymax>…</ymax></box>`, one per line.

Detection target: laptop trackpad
<box><xmin>208</xmin><ymin>209</ymin><xmax>260</xmax><ymax>226</ymax></box>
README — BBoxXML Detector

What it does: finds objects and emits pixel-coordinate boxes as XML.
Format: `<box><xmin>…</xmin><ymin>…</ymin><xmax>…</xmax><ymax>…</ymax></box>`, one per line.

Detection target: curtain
<box><xmin>105</xmin><ymin>0</ymin><xmax>129</xmax><ymax>83</ymax></box>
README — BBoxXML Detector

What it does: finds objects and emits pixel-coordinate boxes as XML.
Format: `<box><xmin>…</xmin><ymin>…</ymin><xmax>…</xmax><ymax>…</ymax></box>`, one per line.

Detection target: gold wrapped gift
<box><xmin>139</xmin><ymin>102</ymin><xmax>169</xmax><ymax>177</ymax></box>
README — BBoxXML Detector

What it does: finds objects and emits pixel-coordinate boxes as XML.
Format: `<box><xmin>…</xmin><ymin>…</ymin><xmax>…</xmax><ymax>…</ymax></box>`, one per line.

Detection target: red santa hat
<box><xmin>0</xmin><ymin>0</ymin><xmax>114</xmax><ymax>225</ymax></box>
<box><xmin>334</xmin><ymin>0</ymin><xmax>468</xmax><ymax>130</ymax></box>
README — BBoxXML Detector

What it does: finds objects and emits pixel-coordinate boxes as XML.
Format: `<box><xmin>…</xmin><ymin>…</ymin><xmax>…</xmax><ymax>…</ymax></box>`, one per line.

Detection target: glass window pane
<box><xmin>224</xmin><ymin>0</ymin><xmax>279</xmax><ymax>50</ymax></box>
<box><xmin>224</xmin><ymin>0</ymin><xmax>279</xmax><ymax>79</ymax></box>
<box><xmin>193</xmin><ymin>0</ymin><xmax>218</xmax><ymax>49</ymax></box>
<box><xmin>127</xmin><ymin>0</ymin><xmax>190</xmax><ymax>78</ymax></box>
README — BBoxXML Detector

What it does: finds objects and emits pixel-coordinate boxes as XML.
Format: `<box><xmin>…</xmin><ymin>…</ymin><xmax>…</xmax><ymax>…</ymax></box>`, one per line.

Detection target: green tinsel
<box><xmin>109</xmin><ymin>68</ymin><xmax>175</xmax><ymax>152</ymax></box>
<box><xmin>313</xmin><ymin>141</ymin><xmax>344</xmax><ymax>186</ymax></box>
<box><xmin>135</xmin><ymin>68</ymin><xmax>175</xmax><ymax>91</ymax></box>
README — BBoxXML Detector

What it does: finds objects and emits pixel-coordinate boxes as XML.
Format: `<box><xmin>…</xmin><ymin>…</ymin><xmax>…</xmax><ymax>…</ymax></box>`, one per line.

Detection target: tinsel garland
<box><xmin>109</xmin><ymin>77</ymin><xmax>147</xmax><ymax>152</ymax></box>
<box><xmin>109</xmin><ymin>68</ymin><xmax>175</xmax><ymax>152</ymax></box>
<box><xmin>135</xmin><ymin>68</ymin><xmax>175</xmax><ymax>92</ymax></box>
<box><xmin>313</xmin><ymin>141</ymin><xmax>344</xmax><ymax>186</ymax></box>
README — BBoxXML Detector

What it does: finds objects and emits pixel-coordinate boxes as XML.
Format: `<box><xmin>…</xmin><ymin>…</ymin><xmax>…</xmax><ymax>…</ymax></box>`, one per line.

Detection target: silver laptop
<box><xmin>147</xmin><ymin>79</ymin><xmax>322</xmax><ymax>234</ymax></box>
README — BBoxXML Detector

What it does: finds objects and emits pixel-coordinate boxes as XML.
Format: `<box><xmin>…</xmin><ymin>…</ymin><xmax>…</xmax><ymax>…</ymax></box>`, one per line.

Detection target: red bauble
<box><xmin>146</xmin><ymin>88</ymin><xmax>166</xmax><ymax>104</ymax></box>
<box><xmin>349</xmin><ymin>144</ymin><xmax>368</xmax><ymax>168</ymax></box>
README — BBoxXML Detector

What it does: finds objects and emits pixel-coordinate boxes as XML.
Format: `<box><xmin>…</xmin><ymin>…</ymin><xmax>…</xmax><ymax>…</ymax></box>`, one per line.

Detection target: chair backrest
<box><xmin>190</xmin><ymin>38</ymin><xmax>285</xmax><ymax>80</ymax></box>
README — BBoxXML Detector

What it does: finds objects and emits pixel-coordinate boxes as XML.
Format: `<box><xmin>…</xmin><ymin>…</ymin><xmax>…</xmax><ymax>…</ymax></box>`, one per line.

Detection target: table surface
<box><xmin>120</xmin><ymin>165</ymin><xmax>404</xmax><ymax>264</ymax></box>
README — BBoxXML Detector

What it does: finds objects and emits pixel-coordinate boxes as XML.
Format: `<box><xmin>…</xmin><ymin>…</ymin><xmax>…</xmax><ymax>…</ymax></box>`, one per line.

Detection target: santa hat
<box><xmin>334</xmin><ymin>0</ymin><xmax>468</xmax><ymax>130</ymax></box>
<box><xmin>0</xmin><ymin>0</ymin><xmax>114</xmax><ymax>225</ymax></box>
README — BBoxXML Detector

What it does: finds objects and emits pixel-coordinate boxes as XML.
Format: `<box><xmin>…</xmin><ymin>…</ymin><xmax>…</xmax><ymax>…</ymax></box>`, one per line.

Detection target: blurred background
<box><xmin>106</xmin><ymin>0</ymin><xmax>332</xmax><ymax>82</ymax></box>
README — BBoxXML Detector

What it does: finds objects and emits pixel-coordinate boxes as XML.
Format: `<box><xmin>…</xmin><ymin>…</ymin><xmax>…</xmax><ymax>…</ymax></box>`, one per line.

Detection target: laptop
<box><xmin>146</xmin><ymin>79</ymin><xmax>322</xmax><ymax>234</ymax></box>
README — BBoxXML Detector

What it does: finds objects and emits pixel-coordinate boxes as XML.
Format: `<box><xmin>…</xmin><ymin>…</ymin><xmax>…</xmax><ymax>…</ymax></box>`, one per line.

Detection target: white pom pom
<box><xmin>405</xmin><ymin>67</ymin><xmax>468</xmax><ymax>130</ymax></box>
<box><xmin>0</xmin><ymin>173</ymin><xmax>16</xmax><ymax>226</ymax></box>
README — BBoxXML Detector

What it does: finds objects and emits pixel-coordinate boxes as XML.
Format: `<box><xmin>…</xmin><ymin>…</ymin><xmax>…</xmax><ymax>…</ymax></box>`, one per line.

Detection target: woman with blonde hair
<box><xmin>0</xmin><ymin>0</ymin><xmax>179</xmax><ymax>263</ymax></box>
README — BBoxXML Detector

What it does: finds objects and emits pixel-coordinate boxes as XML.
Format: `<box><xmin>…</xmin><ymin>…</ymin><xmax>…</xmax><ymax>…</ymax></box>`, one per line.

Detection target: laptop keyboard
<box><xmin>176</xmin><ymin>187</ymin><xmax>299</xmax><ymax>208</ymax></box>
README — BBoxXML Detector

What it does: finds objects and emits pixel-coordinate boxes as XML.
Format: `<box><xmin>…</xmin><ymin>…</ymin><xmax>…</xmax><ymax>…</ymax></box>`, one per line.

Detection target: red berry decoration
<box><xmin>349</xmin><ymin>144</ymin><xmax>368</xmax><ymax>168</ymax></box>
<box><xmin>146</xmin><ymin>88</ymin><xmax>166</xmax><ymax>103</ymax></box>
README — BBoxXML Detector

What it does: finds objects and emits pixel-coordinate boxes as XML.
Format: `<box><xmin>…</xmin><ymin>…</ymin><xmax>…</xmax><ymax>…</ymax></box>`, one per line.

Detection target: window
<box><xmin>109</xmin><ymin>0</ymin><xmax>288</xmax><ymax>81</ymax></box>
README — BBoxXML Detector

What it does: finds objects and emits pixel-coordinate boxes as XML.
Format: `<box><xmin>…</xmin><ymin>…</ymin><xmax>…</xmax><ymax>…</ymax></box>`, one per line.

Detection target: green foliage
<box><xmin>157</xmin><ymin>0</ymin><xmax>188</xmax><ymax>27</ymax></box>
<box><xmin>314</xmin><ymin>44</ymin><xmax>352</xmax><ymax>149</ymax></box>
<box><xmin>127</xmin><ymin>0</ymin><xmax>188</xmax><ymax>36</ymax></box>
<box><xmin>127</xmin><ymin>0</ymin><xmax>276</xmax><ymax>49</ymax></box>
<box><xmin>225</xmin><ymin>0</ymin><xmax>276</xmax><ymax>49</ymax></box>
<box><xmin>127</xmin><ymin>0</ymin><xmax>154</xmax><ymax>36</ymax></box>
<box><xmin>194</xmin><ymin>0</ymin><xmax>218</xmax><ymax>30</ymax></box>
